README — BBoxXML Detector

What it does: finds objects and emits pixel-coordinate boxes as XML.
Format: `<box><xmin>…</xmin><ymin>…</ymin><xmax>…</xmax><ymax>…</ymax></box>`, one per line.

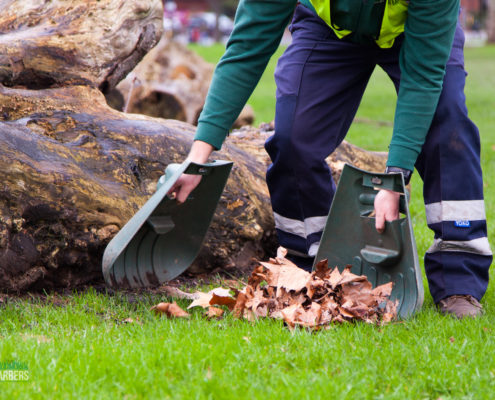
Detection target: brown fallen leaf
<box><xmin>339</xmin><ymin>267</ymin><xmax>368</xmax><ymax>285</ymax></box>
<box><xmin>151</xmin><ymin>302</ymin><xmax>190</xmax><ymax>318</ymax></box>
<box><xmin>320</xmin><ymin>308</ymin><xmax>334</xmax><ymax>325</ymax></box>
<box><xmin>297</xmin><ymin>302</ymin><xmax>322</xmax><ymax>327</ymax></box>
<box><xmin>151</xmin><ymin>302</ymin><xmax>170</xmax><ymax>313</ymax></box>
<box><xmin>187</xmin><ymin>291</ymin><xmax>213</xmax><ymax>309</ymax></box>
<box><xmin>187</xmin><ymin>287</ymin><xmax>235</xmax><ymax>309</ymax></box>
<box><xmin>277</xmin><ymin>265</ymin><xmax>311</xmax><ymax>292</ymax></box>
<box><xmin>232</xmin><ymin>286</ymin><xmax>253</xmax><ymax>318</ymax></box>
<box><xmin>371</xmin><ymin>282</ymin><xmax>394</xmax><ymax>298</ymax></box>
<box><xmin>210</xmin><ymin>293</ymin><xmax>237</xmax><ymax>310</ymax></box>
<box><xmin>341</xmin><ymin>281</ymin><xmax>375</xmax><ymax>307</ymax></box>
<box><xmin>338</xmin><ymin>306</ymin><xmax>355</xmax><ymax>320</ymax></box>
<box><xmin>280</xmin><ymin>304</ymin><xmax>304</xmax><ymax>329</ymax></box>
<box><xmin>259</xmin><ymin>262</ymin><xmax>280</xmax><ymax>286</ymax></box>
<box><xmin>288</xmin><ymin>292</ymin><xmax>307</xmax><ymax>306</ymax></box>
<box><xmin>343</xmin><ymin>302</ymin><xmax>370</xmax><ymax>319</ymax></box>
<box><xmin>247</xmin><ymin>265</ymin><xmax>267</xmax><ymax>287</ymax></box>
<box><xmin>328</xmin><ymin>267</ymin><xmax>343</xmax><ymax>289</ymax></box>
<box><xmin>314</xmin><ymin>259</ymin><xmax>331</xmax><ymax>280</ymax></box>
<box><xmin>245</xmin><ymin>287</ymin><xmax>268</xmax><ymax>317</ymax></box>
<box><xmin>165</xmin><ymin>302</ymin><xmax>190</xmax><ymax>318</ymax></box>
<box><xmin>320</xmin><ymin>296</ymin><xmax>339</xmax><ymax>314</ymax></box>
<box><xmin>207</xmin><ymin>307</ymin><xmax>224</xmax><ymax>318</ymax></box>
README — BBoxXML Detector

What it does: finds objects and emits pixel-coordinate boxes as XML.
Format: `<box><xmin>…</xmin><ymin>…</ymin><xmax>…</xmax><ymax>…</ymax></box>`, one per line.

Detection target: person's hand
<box><xmin>167</xmin><ymin>140</ymin><xmax>214</xmax><ymax>204</ymax></box>
<box><xmin>168</xmin><ymin>173</ymin><xmax>202</xmax><ymax>203</ymax></box>
<box><xmin>374</xmin><ymin>189</ymin><xmax>400</xmax><ymax>233</ymax></box>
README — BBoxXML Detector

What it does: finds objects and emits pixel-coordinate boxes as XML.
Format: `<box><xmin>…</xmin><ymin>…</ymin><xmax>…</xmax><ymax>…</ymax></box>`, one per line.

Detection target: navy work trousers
<box><xmin>265</xmin><ymin>5</ymin><xmax>492</xmax><ymax>303</ymax></box>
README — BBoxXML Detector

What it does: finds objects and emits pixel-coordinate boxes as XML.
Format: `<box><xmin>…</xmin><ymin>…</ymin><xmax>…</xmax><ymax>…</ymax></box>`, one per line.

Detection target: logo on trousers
<box><xmin>454</xmin><ymin>220</ymin><xmax>471</xmax><ymax>228</ymax></box>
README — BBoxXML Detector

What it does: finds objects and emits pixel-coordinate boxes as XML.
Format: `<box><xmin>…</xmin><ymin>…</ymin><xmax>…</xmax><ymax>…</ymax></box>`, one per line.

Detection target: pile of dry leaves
<box><xmin>152</xmin><ymin>248</ymin><xmax>398</xmax><ymax>329</ymax></box>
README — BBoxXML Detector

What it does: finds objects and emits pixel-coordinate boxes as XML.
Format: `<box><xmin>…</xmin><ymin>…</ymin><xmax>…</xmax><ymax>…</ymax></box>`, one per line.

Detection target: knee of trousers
<box><xmin>431</xmin><ymin>66</ymin><xmax>475</xmax><ymax>133</ymax></box>
<box><xmin>265</xmin><ymin>96</ymin><xmax>333</xmax><ymax>185</ymax></box>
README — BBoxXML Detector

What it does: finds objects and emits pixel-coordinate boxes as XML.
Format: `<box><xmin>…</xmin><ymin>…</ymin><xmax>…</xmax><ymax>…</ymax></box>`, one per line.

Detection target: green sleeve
<box><xmin>194</xmin><ymin>0</ymin><xmax>297</xmax><ymax>149</ymax></box>
<box><xmin>387</xmin><ymin>0</ymin><xmax>460</xmax><ymax>170</ymax></box>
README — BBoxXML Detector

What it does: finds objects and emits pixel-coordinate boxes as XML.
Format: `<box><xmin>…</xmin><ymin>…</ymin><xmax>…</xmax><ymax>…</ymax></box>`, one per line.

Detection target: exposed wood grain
<box><xmin>0</xmin><ymin>0</ymin><xmax>163</xmax><ymax>90</ymax></box>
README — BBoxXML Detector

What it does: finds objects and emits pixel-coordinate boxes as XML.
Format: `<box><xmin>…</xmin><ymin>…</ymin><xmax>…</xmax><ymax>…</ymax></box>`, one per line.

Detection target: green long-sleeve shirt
<box><xmin>194</xmin><ymin>0</ymin><xmax>460</xmax><ymax>171</ymax></box>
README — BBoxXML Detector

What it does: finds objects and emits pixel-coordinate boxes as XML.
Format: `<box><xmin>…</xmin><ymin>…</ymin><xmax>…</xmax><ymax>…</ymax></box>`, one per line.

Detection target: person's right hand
<box><xmin>167</xmin><ymin>140</ymin><xmax>214</xmax><ymax>203</ymax></box>
<box><xmin>374</xmin><ymin>188</ymin><xmax>400</xmax><ymax>233</ymax></box>
<box><xmin>168</xmin><ymin>173</ymin><xmax>202</xmax><ymax>203</ymax></box>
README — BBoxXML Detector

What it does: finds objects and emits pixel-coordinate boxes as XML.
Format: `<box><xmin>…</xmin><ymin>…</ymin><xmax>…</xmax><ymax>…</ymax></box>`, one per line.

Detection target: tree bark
<box><xmin>0</xmin><ymin>0</ymin><xmax>163</xmax><ymax>90</ymax></box>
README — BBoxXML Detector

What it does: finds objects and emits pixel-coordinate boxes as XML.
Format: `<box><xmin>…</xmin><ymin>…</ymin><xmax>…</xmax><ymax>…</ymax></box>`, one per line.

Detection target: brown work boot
<box><xmin>437</xmin><ymin>295</ymin><xmax>483</xmax><ymax>319</ymax></box>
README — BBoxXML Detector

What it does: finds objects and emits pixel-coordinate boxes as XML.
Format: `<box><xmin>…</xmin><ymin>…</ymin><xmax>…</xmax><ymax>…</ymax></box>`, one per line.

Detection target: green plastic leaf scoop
<box><xmin>314</xmin><ymin>164</ymin><xmax>424</xmax><ymax>318</ymax></box>
<box><xmin>102</xmin><ymin>160</ymin><xmax>233</xmax><ymax>288</ymax></box>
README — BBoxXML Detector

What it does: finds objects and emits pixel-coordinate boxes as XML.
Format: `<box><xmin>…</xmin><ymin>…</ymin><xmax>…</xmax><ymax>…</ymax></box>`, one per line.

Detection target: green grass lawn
<box><xmin>1</xmin><ymin>44</ymin><xmax>494</xmax><ymax>399</ymax></box>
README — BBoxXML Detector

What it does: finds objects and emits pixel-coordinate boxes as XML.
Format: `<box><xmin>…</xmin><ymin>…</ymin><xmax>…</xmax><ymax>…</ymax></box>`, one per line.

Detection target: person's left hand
<box><xmin>374</xmin><ymin>189</ymin><xmax>400</xmax><ymax>233</ymax></box>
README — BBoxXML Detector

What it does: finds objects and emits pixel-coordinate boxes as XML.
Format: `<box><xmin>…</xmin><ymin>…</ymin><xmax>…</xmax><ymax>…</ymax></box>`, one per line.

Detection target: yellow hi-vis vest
<box><xmin>310</xmin><ymin>0</ymin><xmax>409</xmax><ymax>48</ymax></box>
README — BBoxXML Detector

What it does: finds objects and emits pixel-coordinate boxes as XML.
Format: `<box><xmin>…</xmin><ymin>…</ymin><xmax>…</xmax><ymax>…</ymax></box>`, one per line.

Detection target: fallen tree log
<box><xmin>0</xmin><ymin>84</ymin><xmax>275</xmax><ymax>291</ymax></box>
<box><xmin>107</xmin><ymin>38</ymin><xmax>255</xmax><ymax>128</ymax></box>
<box><xmin>0</xmin><ymin>0</ymin><xmax>163</xmax><ymax>90</ymax></box>
<box><xmin>107</xmin><ymin>39</ymin><xmax>213</xmax><ymax>124</ymax></box>
<box><xmin>0</xmin><ymin>83</ymin><xmax>386</xmax><ymax>292</ymax></box>
<box><xmin>0</xmin><ymin>0</ymin><xmax>387</xmax><ymax>292</ymax></box>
